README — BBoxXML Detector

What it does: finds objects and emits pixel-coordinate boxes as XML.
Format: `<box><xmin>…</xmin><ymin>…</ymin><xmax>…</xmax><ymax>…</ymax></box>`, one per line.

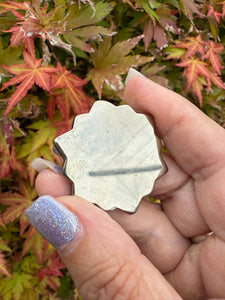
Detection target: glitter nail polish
<box><xmin>25</xmin><ymin>196</ymin><xmax>79</xmax><ymax>249</ymax></box>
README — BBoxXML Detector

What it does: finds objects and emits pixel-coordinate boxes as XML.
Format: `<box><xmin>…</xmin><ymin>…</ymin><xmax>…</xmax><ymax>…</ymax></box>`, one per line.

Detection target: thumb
<box><xmin>26</xmin><ymin>195</ymin><xmax>181</xmax><ymax>300</ymax></box>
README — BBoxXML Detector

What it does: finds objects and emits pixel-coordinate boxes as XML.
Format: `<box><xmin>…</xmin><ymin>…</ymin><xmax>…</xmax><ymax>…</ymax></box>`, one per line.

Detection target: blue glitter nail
<box><xmin>25</xmin><ymin>196</ymin><xmax>79</xmax><ymax>249</ymax></box>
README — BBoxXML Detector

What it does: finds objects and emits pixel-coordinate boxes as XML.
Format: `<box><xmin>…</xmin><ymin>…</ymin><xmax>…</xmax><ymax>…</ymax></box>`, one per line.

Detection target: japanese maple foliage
<box><xmin>166</xmin><ymin>35</ymin><xmax>225</xmax><ymax>106</ymax></box>
<box><xmin>0</xmin><ymin>0</ymin><xmax>225</xmax><ymax>299</ymax></box>
<box><xmin>1</xmin><ymin>49</ymin><xmax>55</xmax><ymax>116</ymax></box>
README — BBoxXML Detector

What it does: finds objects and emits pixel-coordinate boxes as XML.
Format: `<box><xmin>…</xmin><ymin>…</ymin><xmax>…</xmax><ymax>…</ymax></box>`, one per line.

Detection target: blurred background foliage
<box><xmin>0</xmin><ymin>0</ymin><xmax>225</xmax><ymax>299</ymax></box>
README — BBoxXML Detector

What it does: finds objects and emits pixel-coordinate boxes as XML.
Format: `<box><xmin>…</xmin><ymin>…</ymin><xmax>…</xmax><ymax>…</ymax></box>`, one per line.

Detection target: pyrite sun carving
<box><xmin>54</xmin><ymin>101</ymin><xmax>165</xmax><ymax>213</ymax></box>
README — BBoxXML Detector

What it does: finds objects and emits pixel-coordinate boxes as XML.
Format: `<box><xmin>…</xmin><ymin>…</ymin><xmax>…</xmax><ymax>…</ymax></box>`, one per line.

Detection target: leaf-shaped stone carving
<box><xmin>54</xmin><ymin>101</ymin><xmax>165</xmax><ymax>212</ymax></box>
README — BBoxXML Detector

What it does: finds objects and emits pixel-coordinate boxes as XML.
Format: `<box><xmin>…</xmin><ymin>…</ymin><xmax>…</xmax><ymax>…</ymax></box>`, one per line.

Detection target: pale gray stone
<box><xmin>54</xmin><ymin>101</ymin><xmax>166</xmax><ymax>213</ymax></box>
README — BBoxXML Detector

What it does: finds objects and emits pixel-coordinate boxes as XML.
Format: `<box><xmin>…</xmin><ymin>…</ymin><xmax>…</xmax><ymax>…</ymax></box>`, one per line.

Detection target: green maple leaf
<box><xmin>0</xmin><ymin>38</ymin><xmax>22</xmax><ymax>75</ymax></box>
<box><xmin>0</xmin><ymin>271</ymin><xmax>34</xmax><ymax>300</ymax></box>
<box><xmin>165</xmin><ymin>47</ymin><xmax>186</xmax><ymax>60</ymax></box>
<box><xmin>87</xmin><ymin>35</ymin><xmax>153</xmax><ymax>98</ymax></box>
<box><xmin>12</xmin><ymin>272</ymin><xmax>33</xmax><ymax>300</ymax></box>
<box><xmin>19</xmin><ymin>119</ymin><xmax>58</xmax><ymax>185</ymax></box>
<box><xmin>63</xmin><ymin>1</ymin><xmax>116</xmax><ymax>53</ymax></box>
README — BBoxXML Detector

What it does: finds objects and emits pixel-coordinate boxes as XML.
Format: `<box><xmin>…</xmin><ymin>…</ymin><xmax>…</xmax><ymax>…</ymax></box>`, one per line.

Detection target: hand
<box><xmin>26</xmin><ymin>75</ymin><xmax>225</xmax><ymax>300</ymax></box>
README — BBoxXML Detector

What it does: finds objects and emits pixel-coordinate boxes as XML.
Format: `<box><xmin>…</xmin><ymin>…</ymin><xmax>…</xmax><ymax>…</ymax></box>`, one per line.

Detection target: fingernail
<box><xmin>25</xmin><ymin>196</ymin><xmax>82</xmax><ymax>252</ymax></box>
<box><xmin>31</xmin><ymin>158</ymin><xmax>62</xmax><ymax>173</ymax></box>
<box><xmin>125</xmin><ymin>68</ymin><xmax>145</xmax><ymax>86</ymax></box>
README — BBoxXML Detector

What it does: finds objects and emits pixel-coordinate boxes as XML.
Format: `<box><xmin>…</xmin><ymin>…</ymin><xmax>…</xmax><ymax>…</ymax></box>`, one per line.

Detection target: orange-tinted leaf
<box><xmin>0</xmin><ymin>0</ymin><xmax>28</xmax><ymax>13</ymax></box>
<box><xmin>19</xmin><ymin>180</ymin><xmax>37</xmax><ymax>200</ymax></box>
<box><xmin>0</xmin><ymin>130</ymin><xmax>26</xmax><ymax>179</ymax></box>
<box><xmin>2</xmin><ymin>50</ymin><xmax>55</xmax><ymax>115</ymax></box>
<box><xmin>20</xmin><ymin>213</ymin><xmax>30</xmax><ymax>236</ymax></box>
<box><xmin>209</xmin><ymin>70</ymin><xmax>225</xmax><ymax>89</ymax></box>
<box><xmin>21</xmin><ymin>226</ymin><xmax>48</xmax><ymax>264</ymax></box>
<box><xmin>207</xmin><ymin>5</ymin><xmax>222</xmax><ymax>23</ymax></box>
<box><xmin>51</xmin><ymin>63</ymin><xmax>93</xmax><ymax>119</ymax></box>
<box><xmin>2</xmin><ymin>203</ymin><xmax>27</xmax><ymax>224</ymax></box>
<box><xmin>9</xmin><ymin>146</ymin><xmax>26</xmax><ymax>176</ymax></box>
<box><xmin>203</xmin><ymin>41</ymin><xmax>224</xmax><ymax>74</ymax></box>
<box><xmin>10</xmin><ymin>28</ymin><xmax>24</xmax><ymax>47</ymax></box>
<box><xmin>177</xmin><ymin>58</ymin><xmax>210</xmax><ymax>90</ymax></box>
<box><xmin>4</xmin><ymin>76</ymin><xmax>34</xmax><ymax>116</ymax></box>
<box><xmin>0</xmin><ymin>181</ymin><xmax>35</xmax><ymax>225</ymax></box>
<box><xmin>0</xmin><ymin>251</ymin><xmax>11</xmax><ymax>277</ymax></box>
<box><xmin>0</xmin><ymin>192</ymin><xmax>26</xmax><ymax>205</ymax></box>
<box><xmin>0</xmin><ymin>216</ymin><xmax>6</xmax><ymax>229</ymax></box>
<box><xmin>47</xmin><ymin>95</ymin><xmax>56</xmax><ymax>122</ymax></box>
<box><xmin>192</xmin><ymin>77</ymin><xmax>203</xmax><ymax>106</ymax></box>
<box><xmin>176</xmin><ymin>35</ymin><xmax>205</xmax><ymax>58</ymax></box>
<box><xmin>0</xmin><ymin>156</ymin><xmax>10</xmax><ymax>179</ymax></box>
<box><xmin>38</xmin><ymin>251</ymin><xmax>64</xmax><ymax>281</ymax></box>
<box><xmin>54</xmin><ymin>117</ymin><xmax>74</xmax><ymax>137</ymax></box>
<box><xmin>23</xmin><ymin>37</ymin><xmax>35</xmax><ymax>57</ymax></box>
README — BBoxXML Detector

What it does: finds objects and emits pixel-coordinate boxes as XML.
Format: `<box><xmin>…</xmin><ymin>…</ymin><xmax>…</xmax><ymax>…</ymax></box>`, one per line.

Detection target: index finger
<box><xmin>124</xmin><ymin>75</ymin><xmax>225</xmax><ymax>179</ymax></box>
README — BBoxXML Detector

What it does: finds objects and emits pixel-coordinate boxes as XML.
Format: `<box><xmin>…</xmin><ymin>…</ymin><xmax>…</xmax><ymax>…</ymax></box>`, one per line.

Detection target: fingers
<box><xmin>200</xmin><ymin>235</ymin><xmax>225</xmax><ymax>297</ymax></box>
<box><xmin>166</xmin><ymin>235</ymin><xmax>225</xmax><ymax>299</ymax></box>
<box><xmin>36</xmin><ymin>169</ymin><xmax>190</xmax><ymax>274</ymax></box>
<box><xmin>26</xmin><ymin>195</ymin><xmax>181</xmax><ymax>300</ymax></box>
<box><xmin>35</xmin><ymin>169</ymin><xmax>72</xmax><ymax>196</ymax></box>
<box><xmin>196</xmin><ymin>169</ymin><xmax>225</xmax><ymax>241</ymax></box>
<box><xmin>108</xmin><ymin>200</ymin><xmax>190</xmax><ymax>274</ymax></box>
<box><xmin>124</xmin><ymin>76</ymin><xmax>225</xmax><ymax>179</ymax></box>
<box><xmin>124</xmin><ymin>75</ymin><xmax>225</xmax><ymax>241</ymax></box>
<box><xmin>161</xmin><ymin>178</ymin><xmax>210</xmax><ymax>238</ymax></box>
<box><xmin>165</xmin><ymin>242</ymin><xmax>206</xmax><ymax>300</ymax></box>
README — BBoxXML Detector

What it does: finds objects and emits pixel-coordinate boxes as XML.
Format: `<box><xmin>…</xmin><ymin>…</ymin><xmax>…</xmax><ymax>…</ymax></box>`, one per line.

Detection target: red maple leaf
<box><xmin>176</xmin><ymin>35</ymin><xmax>206</xmax><ymax>58</ymax></box>
<box><xmin>0</xmin><ymin>251</ymin><xmax>11</xmax><ymax>278</ymax></box>
<box><xmin>1</xmin><ymin>49</ymin><xmax>56</xmax><ymax>116</ymax></box>
<box><xmin>0</xmin><ymin>0</ymin><xmax>28</xmax><ymax>15</ymax></box>
<box><xmin>2</xmin><ymin>0</ymin><xmax>62</xmax><ymax>43</ymax></box>
<box><xmin>177</xmin><ymin>56</ymin><xmax>225</xmax><ymax>106</ymax></box>
<box><xmin>49</xmin><ymin>62</ymin><xmax>93</xmax><ymax>121</ymax></box>
<box><xmin>0</xmin><ymin>181</ymin><xmax>37</xmax><ymax>234</ymax></box>
<box><xmin>176</xmin><ymin>57</ymin><xmax>210</xmax><ymax>91</ymax></box>
<box><xmin>0</xmin><ymin>130</ymin><xmax>25</xmax><ymax>180</ymax></box>
<box><xmin>21</xmin><ymin>226</ymin><xmax>50</xmax><ymax>264</ymax></box>
<box><xmin>53</xmin><ymin>117</ymin><xmax>74</xmax><ymax>137</ymax></box>
<box><xmin>37</xmin><ymin>251</ymin><xmax>64</xmax><ymax>289</ymax></box>
<box><xmin>203</xmin><ymin>41</ymin><xmax>224</xmax><ymax>74</ymax></box>
<box><xmin>207</xmin><ymin>5</ymin><xmax>223</xmax><ymax>23</ymax></box>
